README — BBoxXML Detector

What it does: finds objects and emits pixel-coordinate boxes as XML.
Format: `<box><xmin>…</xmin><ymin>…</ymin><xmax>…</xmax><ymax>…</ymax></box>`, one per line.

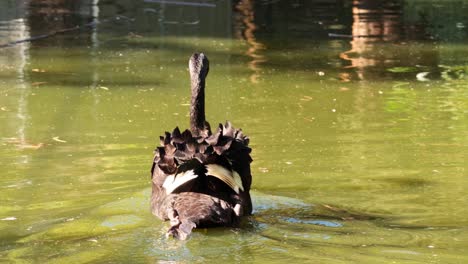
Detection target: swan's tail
<box><xmin>166</xmin><ymin>220</ymin><xmax>196</xmax><ymax>240</ymax></box>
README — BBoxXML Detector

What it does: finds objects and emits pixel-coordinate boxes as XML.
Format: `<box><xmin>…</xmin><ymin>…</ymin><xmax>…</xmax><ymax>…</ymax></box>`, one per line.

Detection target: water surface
<box><xmin>1</xmin><ymin>0</ymin><xmax>467</xmax><ymax>263</ymax></box>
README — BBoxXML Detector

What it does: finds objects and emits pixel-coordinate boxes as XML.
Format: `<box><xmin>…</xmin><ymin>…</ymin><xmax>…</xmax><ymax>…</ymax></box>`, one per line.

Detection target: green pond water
<box><xmin>1</xmin><ymin>0</ymin><xmax>467</xmax><ymax>263</ymax></box>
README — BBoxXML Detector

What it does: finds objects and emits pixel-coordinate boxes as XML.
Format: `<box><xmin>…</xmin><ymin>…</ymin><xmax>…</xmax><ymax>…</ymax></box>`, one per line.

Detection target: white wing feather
<box><xmin>163</xmin><ymin>170</ymin><xmax>198</xmax><ymax>195</ymax></box>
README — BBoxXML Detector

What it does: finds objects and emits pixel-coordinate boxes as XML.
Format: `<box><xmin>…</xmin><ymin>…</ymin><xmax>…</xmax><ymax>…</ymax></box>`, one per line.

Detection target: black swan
<box><xmin>151</xmin><ymin>53</ymin><xmax>253</xmax><ymax>240</ymax></box>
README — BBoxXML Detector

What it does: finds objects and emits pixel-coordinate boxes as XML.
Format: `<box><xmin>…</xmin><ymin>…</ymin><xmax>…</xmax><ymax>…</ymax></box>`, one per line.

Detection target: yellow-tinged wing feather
<box><xmin>205</xmin><ymin>164</ymin><xmax>244</xmax><ymax>194</ymax></box>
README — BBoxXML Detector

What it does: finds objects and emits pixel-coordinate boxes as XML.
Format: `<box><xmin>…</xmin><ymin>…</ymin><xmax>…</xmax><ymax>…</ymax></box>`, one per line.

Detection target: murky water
<box><xmin>1</xmin><ymin>0</ymin><xmax>467</xmax><ymax>263</ymax></box>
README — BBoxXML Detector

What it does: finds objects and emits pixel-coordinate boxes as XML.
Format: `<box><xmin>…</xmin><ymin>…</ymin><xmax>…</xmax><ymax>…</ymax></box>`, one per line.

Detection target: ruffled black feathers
<box><xmin>152</xmin><ymin>122</ymin><xmax>250</xmax><ymax>175</ymax></box>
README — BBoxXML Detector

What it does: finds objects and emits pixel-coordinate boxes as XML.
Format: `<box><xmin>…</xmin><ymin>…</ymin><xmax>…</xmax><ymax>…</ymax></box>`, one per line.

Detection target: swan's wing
<box><xmin>205</xmin><ymin>164</ymin><xmax>244</xmax><ymax>194</ymax></box>
<box><xmin>163</xmin><ymin>169</ymin><xmax>199</xmax><ymax>195</ymax></box>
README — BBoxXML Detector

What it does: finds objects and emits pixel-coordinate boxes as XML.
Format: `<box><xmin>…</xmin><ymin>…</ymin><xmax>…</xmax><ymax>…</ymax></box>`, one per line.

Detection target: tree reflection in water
<box><xmin>338</xmin><ymin>0</ymin><xmax>439</xmax><ymax>81</ymax></box>
<box><xmin>234</xmin><ymin>0</ymin><xmax>267</xmax><ymax>84</ymax></box>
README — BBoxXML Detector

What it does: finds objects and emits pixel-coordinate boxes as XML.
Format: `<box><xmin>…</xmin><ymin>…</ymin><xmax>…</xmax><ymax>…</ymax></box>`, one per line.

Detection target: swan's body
<box><xmin>151</xmin><ymin>53</ymin><xmax>252</xmax><ymax>239</ymax></box>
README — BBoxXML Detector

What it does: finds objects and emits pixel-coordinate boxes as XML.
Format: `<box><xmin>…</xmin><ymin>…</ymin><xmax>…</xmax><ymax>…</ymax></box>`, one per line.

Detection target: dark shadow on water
<box><xmin>383</xmin><ymin>177</ymin><xmax>432</xmax><ymax>188</ymax></box>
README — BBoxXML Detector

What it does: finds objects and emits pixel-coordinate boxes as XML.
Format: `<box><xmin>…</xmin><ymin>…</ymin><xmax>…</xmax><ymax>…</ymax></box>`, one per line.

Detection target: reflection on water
<box><xmin>1</xmin><ymin>0</ymin><xmax>468</xmax><ymax>263</ymax></box>
<box><xmin>337</xmin><ymin>0</ymin><xmax>440</xmax><ymax>81</ymax></box>
<box><xmin>340</xmin><ymin>0</ymin><xmax>404</xmax><ymax>80</ymax></box>
<box><xmin>235</xmin><ymin>0</ymin><xmax>267</xmax><ymax>84</ymax></box>
<box><xmin>0</xmin><ymin>1</ymin><xmax>31</xmax><ymax>161</ymax></box>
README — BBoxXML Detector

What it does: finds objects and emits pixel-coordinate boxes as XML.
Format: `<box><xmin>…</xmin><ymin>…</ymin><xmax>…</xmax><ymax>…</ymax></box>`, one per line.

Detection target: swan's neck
<box><xmin>190</xmin><ymin>75</ymin><xmax>205</xmax><ymax>136</ymax></box>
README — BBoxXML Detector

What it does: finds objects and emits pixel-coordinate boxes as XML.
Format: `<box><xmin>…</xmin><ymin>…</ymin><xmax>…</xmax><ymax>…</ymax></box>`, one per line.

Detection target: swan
<box><xmin>150</xmin><ymin>53</ymin><xmax>253</xmax><ymax>239</ymax></box>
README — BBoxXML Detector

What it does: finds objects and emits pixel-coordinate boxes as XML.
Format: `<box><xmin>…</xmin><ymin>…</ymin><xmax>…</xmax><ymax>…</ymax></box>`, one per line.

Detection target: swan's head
<box><xmin>189</xmin><ymin>53</ymin><xmax>209</xmax><ymax>81</ymax></box>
